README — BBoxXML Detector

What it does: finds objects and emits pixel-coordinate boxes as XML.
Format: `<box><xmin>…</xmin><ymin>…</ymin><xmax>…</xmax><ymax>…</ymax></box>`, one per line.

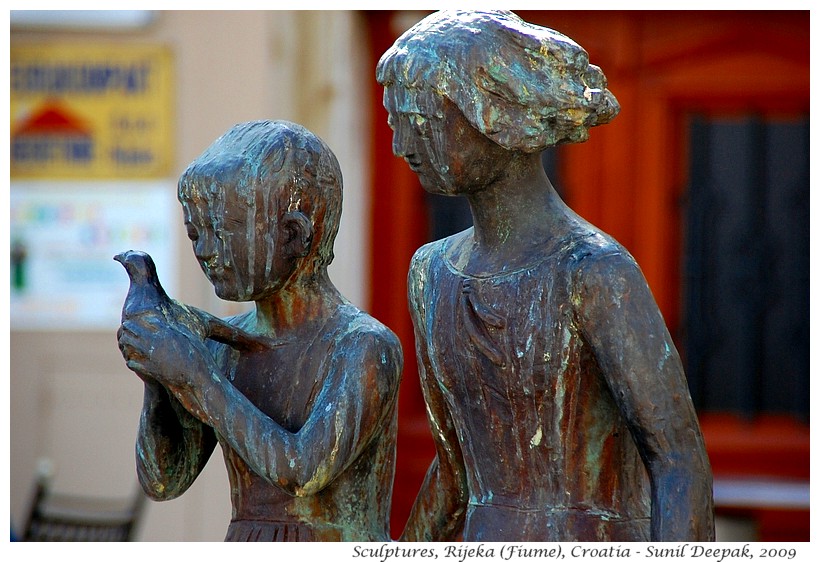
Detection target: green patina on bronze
<box><xmin>378</xmin><ymin>10</ymin><xmax>714</xmax><ymax>542</ymax></box>
<box><xmin>377</xmin><ymin>10</ymin><xmax>618</xmax><ymax>153</ymax></box>
<box><xmin>116</xmin><ymin>120</ymin><xmax>402</xmax><ymax>541</ymax></box>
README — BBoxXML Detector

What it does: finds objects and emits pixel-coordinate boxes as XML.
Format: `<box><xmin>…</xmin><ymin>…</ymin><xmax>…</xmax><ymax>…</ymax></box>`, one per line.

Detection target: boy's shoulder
<box><xmin>331</xmin><ymin>303</ymin><xmax>403</xmax><ymax>378</ymax></box>
<box><xmin>335</xmin><ymin>302</ymin><xmax>402</xmax><ymax>349</ymax></box>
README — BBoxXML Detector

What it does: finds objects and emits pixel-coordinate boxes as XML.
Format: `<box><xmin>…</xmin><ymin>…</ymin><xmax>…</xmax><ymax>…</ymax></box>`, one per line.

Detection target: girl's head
<box><xmin>377</xmin><ymin>10</ymin><xmax>619</xmax><ymax>153</ymax></box>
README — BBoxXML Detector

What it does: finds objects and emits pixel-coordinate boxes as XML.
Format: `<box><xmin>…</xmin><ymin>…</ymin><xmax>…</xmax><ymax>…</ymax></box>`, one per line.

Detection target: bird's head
<box><xmin>114</xmin><ymin>250</ymin><xmax>158</xmax><ymax>282</ymax></box>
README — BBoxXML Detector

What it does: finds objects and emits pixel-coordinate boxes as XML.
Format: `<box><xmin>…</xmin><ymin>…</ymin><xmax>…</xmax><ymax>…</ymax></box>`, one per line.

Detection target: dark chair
<box><xmin>22</xmin><ymin>467</ymin><xmax>146</xmax><ymax>541</ymax></box>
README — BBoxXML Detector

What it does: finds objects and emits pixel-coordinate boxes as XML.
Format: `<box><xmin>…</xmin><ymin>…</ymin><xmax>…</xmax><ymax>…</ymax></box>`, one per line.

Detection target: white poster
<box><xmin>10</xmin><ymin>181</ymin><xmax>179</xmax><ymax>330</ymax></box>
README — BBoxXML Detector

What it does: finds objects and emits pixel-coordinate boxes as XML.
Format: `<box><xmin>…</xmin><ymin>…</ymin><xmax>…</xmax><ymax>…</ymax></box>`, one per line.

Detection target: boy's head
<box><xmin>178</xmin><ymin>120</ymin><xmax>343</xmax><ymax>301</ymax></box>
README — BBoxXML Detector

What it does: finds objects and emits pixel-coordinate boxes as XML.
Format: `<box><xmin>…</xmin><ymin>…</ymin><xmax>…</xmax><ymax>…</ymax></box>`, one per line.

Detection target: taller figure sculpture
<box><xmin>377</xmin><ymin>10</ymin><xmax>714</xmax><ymax>542</ymax></box>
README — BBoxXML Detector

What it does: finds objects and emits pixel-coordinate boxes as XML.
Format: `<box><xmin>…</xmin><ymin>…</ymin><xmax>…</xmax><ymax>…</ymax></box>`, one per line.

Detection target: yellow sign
<box><xmin>10</xmin><ymin>44</ymin><xmax>174</xmax><ymax>179</ymax></box>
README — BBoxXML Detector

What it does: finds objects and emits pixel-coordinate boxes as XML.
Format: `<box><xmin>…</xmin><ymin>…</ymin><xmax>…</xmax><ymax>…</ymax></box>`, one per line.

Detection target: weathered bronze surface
<box><xmin>377</xmin><ymin>10</ymin><xmax>715</xmax><ymax>542</ymax></box>
<box><xmin>116</xmin><ymin>120</ymin><xmax>402</xmax><ymax>541</ymax></box>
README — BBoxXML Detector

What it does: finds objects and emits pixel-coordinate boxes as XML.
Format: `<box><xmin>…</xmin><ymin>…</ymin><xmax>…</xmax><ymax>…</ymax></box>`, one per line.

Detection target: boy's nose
<box><xmin>194</xmin><ymin>235</ymin><xmax>218</xmax><ymax>263</ymax></box>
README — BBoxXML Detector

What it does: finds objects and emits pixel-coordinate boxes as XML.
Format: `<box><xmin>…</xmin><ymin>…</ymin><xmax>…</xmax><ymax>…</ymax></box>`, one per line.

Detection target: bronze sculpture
<box><xmin>377</xmin><ymin>10</ymin><xmax>715</xmax><ymax>541</ymax></box>
<box><xmin>116</xmin><ymin>120</ymin><xmax>402</xmax><ymax>541</ymax></box>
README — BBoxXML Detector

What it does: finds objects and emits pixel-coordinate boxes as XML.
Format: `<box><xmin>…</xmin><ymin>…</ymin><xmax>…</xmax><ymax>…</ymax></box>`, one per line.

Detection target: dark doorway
<box><xmin>682</xmin><ymin>114</ymin><xmax>809</xmax><ymax>418</ymax></box>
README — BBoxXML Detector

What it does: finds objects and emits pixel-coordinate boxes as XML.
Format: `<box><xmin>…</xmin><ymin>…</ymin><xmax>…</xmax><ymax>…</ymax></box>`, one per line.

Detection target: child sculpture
<box><xmin>117</xmin><ymin>120</ymin><xmax>402</xmax><ymax>541</ymax></box>
<box><xmin>377</xmin><ymin>10</ymin><xmax>714</xmax><ymax>542</ymax></box>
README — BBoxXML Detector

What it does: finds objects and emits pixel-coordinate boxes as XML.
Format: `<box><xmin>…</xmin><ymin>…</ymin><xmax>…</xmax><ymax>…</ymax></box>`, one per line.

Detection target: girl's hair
<box><xmin>178</xmin><ymin>120</ymin><xmax>342</xmax><ymax>270</ymax></box>
<box><xmin>376</xmin><ymin>10</ymin><xmax>619</xmax><ymax>152</ymax></box>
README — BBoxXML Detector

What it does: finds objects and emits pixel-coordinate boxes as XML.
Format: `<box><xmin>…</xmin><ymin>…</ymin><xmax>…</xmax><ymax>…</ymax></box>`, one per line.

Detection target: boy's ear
<box><xmin>282</xmin><ymin>211</ymin><xmax>313</xmax><ymax>259</ymax></box>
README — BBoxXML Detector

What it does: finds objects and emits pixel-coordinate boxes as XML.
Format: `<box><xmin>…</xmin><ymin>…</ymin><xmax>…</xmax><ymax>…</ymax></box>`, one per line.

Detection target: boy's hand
<box><xmin>117</xmin><ymin>309</ymin><xmax>215</xmax><ymax>391</ymax></box>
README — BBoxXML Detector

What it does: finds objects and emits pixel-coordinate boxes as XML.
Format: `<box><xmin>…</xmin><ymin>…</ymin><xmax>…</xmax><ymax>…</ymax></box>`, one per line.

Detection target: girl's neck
<box><xmin>460</xmin><ymin>153</ymin><xmax>572</xmax><ymax>275</ymax></box>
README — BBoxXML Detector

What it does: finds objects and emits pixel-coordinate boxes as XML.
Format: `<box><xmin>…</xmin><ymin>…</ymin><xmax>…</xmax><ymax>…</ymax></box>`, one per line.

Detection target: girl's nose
<box><xmin>392</xmin><ymin>121</ymin><xmax>414</xmax><ymax>158</ymax></box>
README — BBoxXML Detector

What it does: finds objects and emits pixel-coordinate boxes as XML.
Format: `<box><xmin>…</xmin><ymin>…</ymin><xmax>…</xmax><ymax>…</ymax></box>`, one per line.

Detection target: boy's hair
<box><xmin>178</xmin><ymin>120</ymin><xmax>343</xmax><ymax>270</ymax></box>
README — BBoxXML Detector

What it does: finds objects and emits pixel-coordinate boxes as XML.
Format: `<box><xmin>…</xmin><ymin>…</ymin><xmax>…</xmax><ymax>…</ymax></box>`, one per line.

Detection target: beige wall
<box><xmin>10</xmin><ymin>10</ymin><xmax>372</xmax><ymax>541</ymax></box>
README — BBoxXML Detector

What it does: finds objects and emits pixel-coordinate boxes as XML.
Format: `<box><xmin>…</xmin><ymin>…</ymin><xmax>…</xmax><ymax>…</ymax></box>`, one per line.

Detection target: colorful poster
<box><xmin>10</xmin><ymin>44</ymin><xmax>174</xmax><ymax>179</ymax></box>
<box><xmin>10</xmin><ymin>181</ymin><xmax>179</xmax><ymax>330</ymax></box>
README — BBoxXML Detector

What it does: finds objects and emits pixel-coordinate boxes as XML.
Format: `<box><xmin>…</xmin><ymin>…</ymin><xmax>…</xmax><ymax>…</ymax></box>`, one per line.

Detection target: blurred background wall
<box><xmin>9</xmin><ymin>10</ymin><xmax>809</xmax><ymax>542</ymax></box>
<box><xmin>10</xmin><ymin>10</ymin><xmax>372</xmax><ymax>541</ymax></box>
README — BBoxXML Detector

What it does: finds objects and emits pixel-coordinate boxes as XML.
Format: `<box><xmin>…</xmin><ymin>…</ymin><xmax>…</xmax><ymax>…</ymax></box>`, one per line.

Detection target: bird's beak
<box><xmin>113</xmin><ymin>252</ymin><xmax>127</xmax><ymax>265</ymax></box>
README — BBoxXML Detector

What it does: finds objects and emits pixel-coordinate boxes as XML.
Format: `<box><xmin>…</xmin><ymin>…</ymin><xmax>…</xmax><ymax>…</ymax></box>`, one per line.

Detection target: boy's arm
<box><xmin>121</xmin><ymin>312</ymin><xmax>402</xmax><ymax>496</ymax></box>
<box><xmin>135</xmin><ymin>378</ymin><xmax>217</xmax><ymax>500</ymax></box>
<box><xmin>119</xmin><ymin>320</ymin><xmax>217</xmax><ymax>500</ymax></box>
<box><xmin>189</xmin><ymin>326</ymin><xmax>402</xmax><ymax>496</ymax></box>
<box><xmin>400</xmin><ymin>249</ymin><xmax>468</xmax><ymax>541</ymax></box>
<box><xmin>573</xmin><ymin>251</ymin><xmax>714</xmax><ymax>541</ymax></box>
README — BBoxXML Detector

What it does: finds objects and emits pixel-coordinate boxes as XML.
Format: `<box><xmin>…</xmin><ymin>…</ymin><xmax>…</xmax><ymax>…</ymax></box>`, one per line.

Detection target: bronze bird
<box><xmin>114</xmin><ymin>249</ymin><xmax>271</xmax><ymax>351</ymax></box>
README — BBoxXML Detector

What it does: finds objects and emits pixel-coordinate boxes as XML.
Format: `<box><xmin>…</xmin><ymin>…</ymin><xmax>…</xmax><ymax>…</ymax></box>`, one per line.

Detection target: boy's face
<box><xmin>181</xmin><ymin>180</ymin><xmax>293</xmax><ymax>302</ymax></box>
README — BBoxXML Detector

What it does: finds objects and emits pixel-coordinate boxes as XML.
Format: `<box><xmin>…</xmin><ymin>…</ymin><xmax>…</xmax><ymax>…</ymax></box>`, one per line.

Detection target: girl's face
<box><xmin>384</xmin><ymin>87</ymin><xmax>514</xmax><ymax>197</ymax></box>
